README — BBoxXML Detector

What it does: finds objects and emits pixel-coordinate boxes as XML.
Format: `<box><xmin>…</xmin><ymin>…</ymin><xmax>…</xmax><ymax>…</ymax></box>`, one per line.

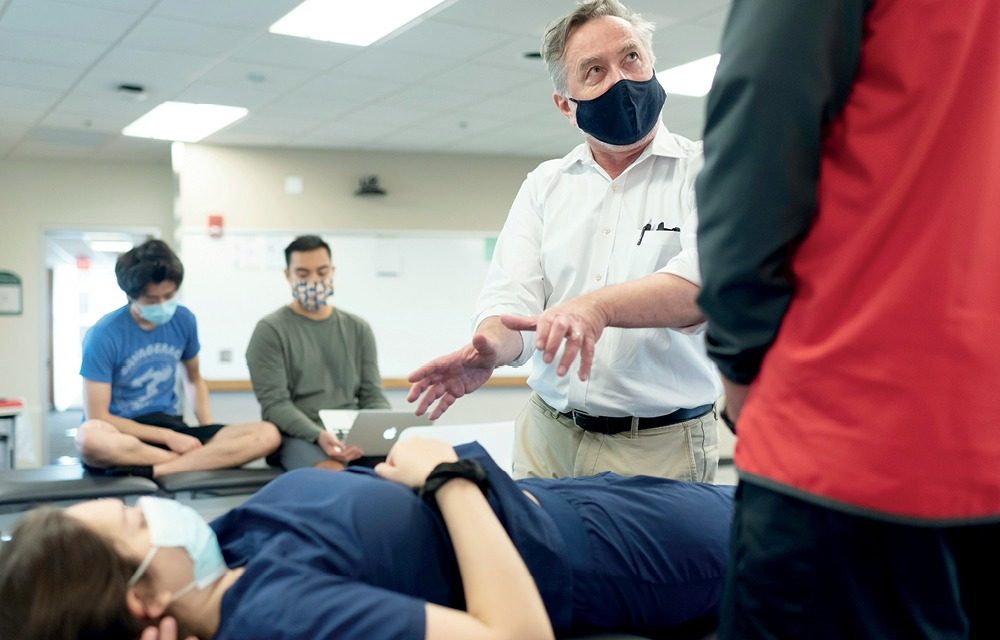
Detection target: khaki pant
<box><xmin>512</xmin><ymin>393</ymin><xmax>719</xmax><ymax>481</ymax></box>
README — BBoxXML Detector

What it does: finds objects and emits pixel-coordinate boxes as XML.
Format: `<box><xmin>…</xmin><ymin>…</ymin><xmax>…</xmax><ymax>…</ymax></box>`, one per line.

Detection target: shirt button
<box><xmin>610</xmin><ymin>183</ymin><xmax>617</xmax><ymax>192</ymax></box>
<box><xmin>602</xmin><ymin>228</ymin><xmax>611</xmax><ymax>235</ymax></box>
<box><xmin>594</xmin><ymin>274</ymin><xmax>603</xmax><ymax>282</ymax></box>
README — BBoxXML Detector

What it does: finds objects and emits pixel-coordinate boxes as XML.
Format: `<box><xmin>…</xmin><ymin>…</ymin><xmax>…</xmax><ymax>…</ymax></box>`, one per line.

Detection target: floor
<box><xmin>46</xmin><ymin>409</ymin><xmax>83</xmax><ymax>466</ymax></box>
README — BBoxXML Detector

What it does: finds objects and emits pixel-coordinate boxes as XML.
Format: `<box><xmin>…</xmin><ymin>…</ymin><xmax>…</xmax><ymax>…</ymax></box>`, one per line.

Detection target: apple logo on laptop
<box><xmin>382</xmin><ymin>427</ymin><xmax>398</xmax><ymax>441</ymax></box>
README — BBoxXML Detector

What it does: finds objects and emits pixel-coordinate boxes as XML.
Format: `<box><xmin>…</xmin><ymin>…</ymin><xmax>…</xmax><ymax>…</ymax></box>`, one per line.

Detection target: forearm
<box><xmin>436</xmin><ymin>479</ymin><xmax>553</xmax><ymax>639</ymax></box>
<box><xmin>592</xmin><ymin>273</ymin><xmax>703</xmax><ymax>329</ymax></box>
<box><xmin>192</xmin><ymin>379</ymin><xmax>213</xmax><ymax>424</ymax></box>
<box><xmin>475</xmin><ymin>316</ymin><xmax>527</xmax><ymax>366</ymax></box>
<box><xmin>259</xmin><ymin>398</ymin><xmax>324</xmax><ymax>441</ymax></box>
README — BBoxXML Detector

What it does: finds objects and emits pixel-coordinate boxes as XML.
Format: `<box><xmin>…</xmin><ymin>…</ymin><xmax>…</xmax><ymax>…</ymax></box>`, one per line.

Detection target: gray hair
<box><xmin>542</xmin><ymin>0</ymin><xmax>657</xmax><ymax>96</ymax></box>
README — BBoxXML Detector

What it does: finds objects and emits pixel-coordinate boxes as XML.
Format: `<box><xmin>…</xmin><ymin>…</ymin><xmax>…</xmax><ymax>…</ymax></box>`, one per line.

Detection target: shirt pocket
<box><xmin>628</xmin><ymin>229</ymin><xmax>682</xmax><ymax>278</ymax></box>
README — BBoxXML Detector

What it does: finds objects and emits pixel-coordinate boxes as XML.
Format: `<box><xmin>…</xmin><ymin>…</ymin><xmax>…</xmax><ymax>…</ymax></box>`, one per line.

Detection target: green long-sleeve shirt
<box><xmin>246</xmin><ymin>306</ymin><xmax>391</xmax><ymax>441</ymax></box>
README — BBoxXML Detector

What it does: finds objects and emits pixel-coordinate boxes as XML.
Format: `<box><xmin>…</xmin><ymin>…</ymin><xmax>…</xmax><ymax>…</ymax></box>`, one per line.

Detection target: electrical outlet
<box><xmin>219</xmin><ymin>349</ymin><xmax>233</xmax><ymax>363</ymax></box>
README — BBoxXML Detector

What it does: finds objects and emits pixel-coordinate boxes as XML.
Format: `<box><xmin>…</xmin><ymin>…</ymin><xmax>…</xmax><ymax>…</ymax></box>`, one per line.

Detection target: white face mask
<box><xmin>127</xmin><ymin>497</ymin><xmax>227</xmax><ymax>602</ymax></box>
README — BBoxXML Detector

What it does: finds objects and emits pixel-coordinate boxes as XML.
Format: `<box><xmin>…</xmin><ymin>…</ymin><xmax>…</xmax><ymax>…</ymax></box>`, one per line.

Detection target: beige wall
<box><xmin>177</xmin><ymin>144</ymin><xmax>545</xmax><ymax>232</ymax></box>
<box><xmin>0</xmin><ymin>157</ymin><xmax>174</xmax><ymax>467</ymax></box>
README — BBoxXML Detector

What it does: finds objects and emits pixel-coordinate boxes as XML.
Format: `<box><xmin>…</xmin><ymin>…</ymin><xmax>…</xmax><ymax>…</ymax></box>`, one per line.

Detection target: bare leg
<box><xmin>75</xmin><ymin>419</ymin><xmax>179</xmax><ymax>467</ymax></box>
<box><xmin>152</xmin><ymin>421</ymin><xmax>280</xmax><ymax>477</ymax></box>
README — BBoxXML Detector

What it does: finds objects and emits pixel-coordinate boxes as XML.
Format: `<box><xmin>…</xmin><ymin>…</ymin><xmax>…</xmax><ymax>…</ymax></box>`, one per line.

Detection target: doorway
<box><xmin>44</xmin><ymin>228</ymin><xmax>159</xmax><ymax>464</ymax></box>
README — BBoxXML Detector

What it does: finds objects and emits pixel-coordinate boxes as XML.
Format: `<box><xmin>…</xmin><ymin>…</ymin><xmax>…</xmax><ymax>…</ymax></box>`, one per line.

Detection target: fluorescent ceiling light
<box><xmin>122</xmin><ymin>102</ymin><xmax>248</xmax><ymax>143</ymax></box>
<box><xmin>88</xmin><ymin>240</ymin><xmax>134</xmax><ymax>253</ymax></box>
<box><xmin>656</xmin><ymin>54</ymin><xmax>721</xmax><ymax>97</ymax></box>
<box><xmin>270</xmin><ymin>0</ymin><xmax>451</xmax><ymax>46</ymax></box>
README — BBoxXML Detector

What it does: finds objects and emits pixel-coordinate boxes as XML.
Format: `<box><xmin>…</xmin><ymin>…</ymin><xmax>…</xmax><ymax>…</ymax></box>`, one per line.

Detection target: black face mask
<box><xmin>569</xmin><ymin>76</ymin><xmax>666</xmax><ymax>146</ymax></box>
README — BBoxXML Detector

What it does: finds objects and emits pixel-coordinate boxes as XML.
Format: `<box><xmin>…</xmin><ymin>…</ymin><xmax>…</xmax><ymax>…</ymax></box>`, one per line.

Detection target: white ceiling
<box><xmin>0</xmin><ymin>0</ymin><xmax>731</xmax><ymax>161</ymax></box>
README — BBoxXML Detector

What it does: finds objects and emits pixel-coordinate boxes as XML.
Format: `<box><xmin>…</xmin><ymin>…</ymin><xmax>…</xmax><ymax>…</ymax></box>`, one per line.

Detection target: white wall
<box><xmin>176</xmin><ymin>144</ymin><xmax>545</xmax><ymax>232</ymax></box>
<box><xmin>0</xmin><ymin>157</ymin><xmax>174</xmax><ymax>467</ymax></box>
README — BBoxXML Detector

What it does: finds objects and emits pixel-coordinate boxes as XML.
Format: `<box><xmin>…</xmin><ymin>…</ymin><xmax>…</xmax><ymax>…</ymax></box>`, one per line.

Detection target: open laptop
<box><xmin>318</xmin><ymin>410</ymin><xmax>432</xmax><ymax>456</ymax></box>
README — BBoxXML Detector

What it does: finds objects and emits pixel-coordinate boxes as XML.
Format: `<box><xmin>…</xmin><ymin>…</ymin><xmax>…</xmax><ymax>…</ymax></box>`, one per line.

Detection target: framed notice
<box><xmin>0</xmin><ymin>271</ymin><xmax>23</xmax><ymax>315</ymax></box>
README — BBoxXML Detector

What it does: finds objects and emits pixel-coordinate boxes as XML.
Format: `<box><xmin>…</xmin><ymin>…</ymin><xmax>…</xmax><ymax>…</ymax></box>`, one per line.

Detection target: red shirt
<box><xmin>737</xmin><ymin>0</ymin><xmax>1000</xmax><ymax>520</ymax></box>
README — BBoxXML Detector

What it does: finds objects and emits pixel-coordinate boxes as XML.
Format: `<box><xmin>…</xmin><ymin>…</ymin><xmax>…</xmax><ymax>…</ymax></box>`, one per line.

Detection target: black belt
<box><xmin>561</xmin><ymin>404</ymin><xmax>714</xmax><ymax>435</ymax></box>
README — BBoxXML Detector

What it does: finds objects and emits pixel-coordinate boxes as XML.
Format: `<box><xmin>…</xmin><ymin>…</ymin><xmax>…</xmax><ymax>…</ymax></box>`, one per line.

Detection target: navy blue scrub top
<box><xmin>211</xmin><ymin>443</ymin><xmax>733</xmax><ymax>640</ymax></box>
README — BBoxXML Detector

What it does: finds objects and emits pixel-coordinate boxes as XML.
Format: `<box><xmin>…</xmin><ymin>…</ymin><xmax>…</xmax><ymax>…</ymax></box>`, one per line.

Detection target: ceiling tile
<box><xmin>119</xmin><ymin>15</ymin><xmax>254</xmax><ymax>57</ymax></box>
<box><xmin>294</xmin><ymin>120</ymin><xmax>399</xmax><ymax>148</ymax></box>
<box><xmin>27</xmin><ymin>125</ymin><xmax>110</xmax><ymax>147</ymax></box>
<box><xmin>0</xmin><ymin>0</ymin><xmax>732</xmax><ymax>159</ymax></box>
<box><xmin>0</xmin><ymin>0</ymin><xmax>139</xmax><ymax>44</ymax></box>
<box><xmin>0</xmin><ymin>28</ymin><xmax>108</xmax><ymax>67</ymax></box>
<box><xmin>333</xmin><ymin>103</ymin><xmax>441</xmax><ymax>129</ymax></box>
<box><xmin>378</xmin><ymin>83</ymin><xmax>481</xmax><ymax>112</ymax></box>
<box><xmin>151</xmin><ymin>0</ymin><xmax>301</xmax><ymax>30</ymax></box>
<box><xmin>432</xmin><ymin>0</ymin><xmax>562</xmax><ymax>37</ymax></box>
<box><xmin>226</xmin><ymin>113</ymin><xmax>324</xmax><ymax>137</ymax></box>
<box><xmin>173</xmin><ymin>82</ymin><xmax>285</xmax><ymax>111</ymax></box>
<box><xmin>0</xmin><ymin>58</ymin><xmax>83</xmax><ymax>91</ymax></box>
<box><xmin>0</xmin><ymin>83</ymin><xmax>61</xmax><ymax>109</ymax></box>
<box><xmin>468</xmin><ymin>35</ymin><xmax>548</xmax><ymax>72</ymax></box>
<box><xmin>293</xmin><ymin>71</ymin><xmax>401</xmax><ymax>104</ymax></box>
<box><xmin>423</xmin><ymin>62</ymin><xmax>539</xmax><ymax>96</ymax></box>
<box><xmin>39</xmin><ymin>107</ymin><xmax>128</xmax><ymax>133</ymax></box>
<box><xmin>332</xmin><ymin>47</ymin><xmax>455</xmax><ymax>84</ymax></box>
<box><xmin>379</xmin><ymin>19</ymin><xmax>514</xmax><ymax>60</ymax></box>
<box><xmin>229</xmin><ymin>33</ymin><xmax>358</xmax><ymax>72</ymax></box>
<box><xmin>195</xmin><ymin>60</ymin><xmax>314</xmax><ymax>93</ymax></box>
<box><xmin>57</xmin><ymin>0</ymin><xmax>157</xmax><ymax>13</ymax></box>
<box><xmin>652</xmin><ymin>22</ymin><xmax>724</xmax><ymax>69</ymax></box>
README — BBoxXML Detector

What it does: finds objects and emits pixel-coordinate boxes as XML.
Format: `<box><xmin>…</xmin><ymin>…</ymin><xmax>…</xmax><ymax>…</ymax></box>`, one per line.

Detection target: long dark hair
<box><xmin>0</xmin><ymin>508</ymin><xmax>146</xmax><ymax>640</ymax></box>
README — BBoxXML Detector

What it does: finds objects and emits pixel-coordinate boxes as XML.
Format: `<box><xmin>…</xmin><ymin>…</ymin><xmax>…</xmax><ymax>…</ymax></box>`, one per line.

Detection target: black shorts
<box><xmin>133</xmin><ymin>412</ymin><xmax>226</xmax><ymax>444</ymax></box>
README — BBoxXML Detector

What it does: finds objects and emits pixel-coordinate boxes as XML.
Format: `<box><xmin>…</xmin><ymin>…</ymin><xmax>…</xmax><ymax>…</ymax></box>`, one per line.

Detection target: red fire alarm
<box><xmin>76</xmin><ymin>255</ymin><xmax>91</xmax><ymax>270</ymax></box>
<box><xmin>208</xmin><ymin>213</ymin><xmax>224</xmax><ymax>238</ymax></box>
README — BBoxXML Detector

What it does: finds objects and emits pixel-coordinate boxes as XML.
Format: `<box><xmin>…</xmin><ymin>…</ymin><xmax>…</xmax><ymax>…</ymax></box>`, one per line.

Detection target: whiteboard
<box><xmin>178</xmin><ymin>229</ymin><xmax>526</xmax><ymax>380</ymax></box>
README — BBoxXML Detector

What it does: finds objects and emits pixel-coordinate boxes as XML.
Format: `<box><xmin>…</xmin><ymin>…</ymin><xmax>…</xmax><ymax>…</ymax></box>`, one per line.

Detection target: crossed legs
<box><xmin>76</xmin><ymin>419</ymin><xmax>280</xmax><ymax>478</ymax></box>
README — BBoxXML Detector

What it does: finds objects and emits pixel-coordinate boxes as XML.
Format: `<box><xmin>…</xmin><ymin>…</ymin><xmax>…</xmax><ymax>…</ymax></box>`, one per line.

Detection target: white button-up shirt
<box><xmin>475</xmin><ymin>125</ymin><xmax>722</xmax><ymax>417</ymax></box>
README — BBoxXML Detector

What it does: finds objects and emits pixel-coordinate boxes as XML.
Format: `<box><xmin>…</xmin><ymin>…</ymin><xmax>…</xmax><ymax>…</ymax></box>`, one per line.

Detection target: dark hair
<box><xmin>284</xmin><ymin>235</ymin><xmax>331</xmax><ymax>267</ymax></box>
<box><xmin>115</xmin><ymin>239</ymin><xmax>184</xmax><ymax>300</ymax></box>
<box><xmin>0</xmin><ymin>508</ymin><xmax>146</xmax><ymax>640</ymax></box>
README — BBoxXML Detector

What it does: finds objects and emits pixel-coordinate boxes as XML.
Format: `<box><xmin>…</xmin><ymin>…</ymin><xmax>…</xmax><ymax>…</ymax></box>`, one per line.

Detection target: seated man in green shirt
<box><xmin>246</xmin><ymin>235</ymin><xmax>391</xmax><ymax>470</ymax></box>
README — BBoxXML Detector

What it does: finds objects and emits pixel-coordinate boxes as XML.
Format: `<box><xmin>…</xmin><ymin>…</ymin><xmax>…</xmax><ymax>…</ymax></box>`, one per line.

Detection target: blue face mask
<box><xmin>570</xmin><ymin>76</ymin><xmax>667</xmax><ymax>146</ymax></box>
<box><xmin>136</xmin><ymin>299</ymin><xmax>178</xmax><ymax>325</ymax></box>
<box><xmin>127</xmin><ymin>497</ymin><xmax>227</xmax><ymax>602</ymax></box>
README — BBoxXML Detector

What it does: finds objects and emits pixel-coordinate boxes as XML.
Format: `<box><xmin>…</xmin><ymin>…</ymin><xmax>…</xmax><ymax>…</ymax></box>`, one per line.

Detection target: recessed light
<box><xmin>656</xmin><ymin>54</ymin><xmax>721</xmax><ymax>97</ymax></box>
<box><xmin>122</xmin><ymin>101</ymin><xmax>248</xmax><ymax>143</ymax></box>
<box><xmin>269</xmin><ymin>0</ymin><xmax>452</xmax><ymax>46</ymax></box>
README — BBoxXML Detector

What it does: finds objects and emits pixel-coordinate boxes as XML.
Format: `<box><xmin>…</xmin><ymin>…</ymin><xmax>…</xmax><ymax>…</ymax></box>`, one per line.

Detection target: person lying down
<box><xmin>0</xmin><ymin>438</ymin><xmax>734</xmax><ymax>640</ymax></box>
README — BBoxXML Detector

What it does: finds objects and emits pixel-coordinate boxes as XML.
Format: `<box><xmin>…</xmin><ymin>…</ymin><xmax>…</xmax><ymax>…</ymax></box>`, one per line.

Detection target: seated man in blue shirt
<box><xmin>75</xmin><ymin>239</ymin><xmax>280</xmax><ymax>478</ymax></box>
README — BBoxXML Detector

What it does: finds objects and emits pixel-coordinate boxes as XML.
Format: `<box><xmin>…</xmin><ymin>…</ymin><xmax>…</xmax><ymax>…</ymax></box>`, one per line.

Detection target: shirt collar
<box><xmin>558</xmin><ymin>123</ymin><xmax>691</xmax><ymax>172</ymax></box>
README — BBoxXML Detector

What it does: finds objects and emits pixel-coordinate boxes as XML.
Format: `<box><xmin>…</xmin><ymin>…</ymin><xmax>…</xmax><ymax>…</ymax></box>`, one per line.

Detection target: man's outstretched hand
<box><xmin>407</xmin><ymin>333</ymin><xmax>501</xmax><ymax>419</ymax></box>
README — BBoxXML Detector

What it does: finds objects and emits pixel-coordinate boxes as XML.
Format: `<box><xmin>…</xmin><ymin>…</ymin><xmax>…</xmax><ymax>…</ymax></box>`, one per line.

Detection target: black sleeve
<box><xmin>695</xmin><ymin>0</ymin><xmax>872</xmax><ymax>383</ymax></box>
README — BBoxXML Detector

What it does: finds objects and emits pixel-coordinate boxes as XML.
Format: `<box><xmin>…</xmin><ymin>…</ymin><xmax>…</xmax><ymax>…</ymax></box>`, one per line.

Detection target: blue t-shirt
<box><xmin>210</xmin><ymin>443</ymin><xmax>733</xmax><ymax>640</ymax></box>
<box><xmin>79</xmin><ymin>304</ymin><xmax>199</xmax><ymax>418</ymax></box>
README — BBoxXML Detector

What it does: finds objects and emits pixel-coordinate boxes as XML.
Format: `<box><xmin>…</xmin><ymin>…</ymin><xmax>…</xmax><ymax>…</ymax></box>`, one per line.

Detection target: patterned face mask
<box><xmin>292</xmin><ymin>278</ymin><xmax>333</xmax><ymax>312</ymax></box>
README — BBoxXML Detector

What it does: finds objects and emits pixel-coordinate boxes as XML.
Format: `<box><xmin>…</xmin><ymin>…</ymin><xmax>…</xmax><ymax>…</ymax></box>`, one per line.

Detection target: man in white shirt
<box><xmin>409</xmin><ymin>0</ymin><xmax>721</xmax><ymax>481</ymax></box>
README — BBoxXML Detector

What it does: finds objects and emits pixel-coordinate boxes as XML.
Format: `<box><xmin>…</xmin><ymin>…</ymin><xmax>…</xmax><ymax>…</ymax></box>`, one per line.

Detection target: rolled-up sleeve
<box><xmin>474</xmin><ymin>173</ymin><xmax>546</xmax><ymax>367</ymax></box>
